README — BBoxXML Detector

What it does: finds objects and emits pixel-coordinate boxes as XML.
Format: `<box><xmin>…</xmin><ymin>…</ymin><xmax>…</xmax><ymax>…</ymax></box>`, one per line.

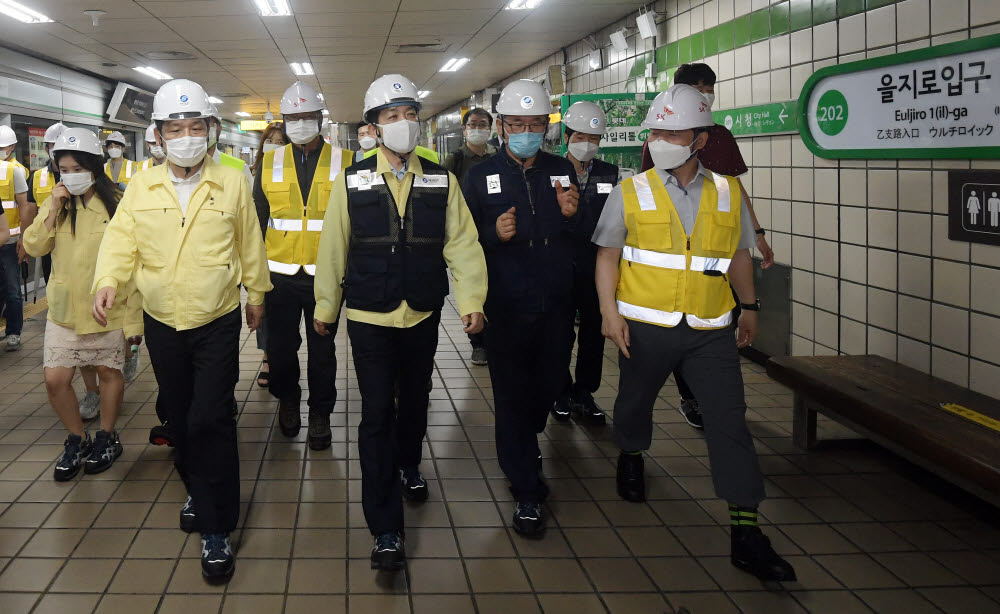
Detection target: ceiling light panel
<box><xmin>253</xmin><ymin>0</ymin><xmax>291</xmax><ymax>17</ymax></box>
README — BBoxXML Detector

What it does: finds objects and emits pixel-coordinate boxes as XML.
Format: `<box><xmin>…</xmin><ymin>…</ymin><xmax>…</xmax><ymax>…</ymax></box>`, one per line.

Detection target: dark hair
<box><xmin>252</xmin><ymin>122</ymin><xmax>286</xmax><ymax>174</ymax></box>
<box><xmin>53</xmin><ymin>150</ymin><xmax>122</xmax><ymax>236</ymax></box>
<box><xmin>463</xmin><ymin>108</ymin><xmax>493</xmax><ymax>126</ymax></box>
<box><xmin>674</xmin><ymin>63</ymin><xmax>717</xmax><ymax>87</ymax></box>
<box><xmin>356</xmin><ymin>121</ymin><xmax>370</xmax><ymax>132</ymax></box>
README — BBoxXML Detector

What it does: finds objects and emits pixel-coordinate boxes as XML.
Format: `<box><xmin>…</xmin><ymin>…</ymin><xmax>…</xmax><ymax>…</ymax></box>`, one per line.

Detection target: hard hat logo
<box><xmin>590</xmin><ymin>117</ymin><xmax>600</xmax><ymax>128</ymax></box>
<box><xmin>68</xmin><ymin>136</ymin><xmax>77</xmax><ymax>143</ymax></box>
<box><xmin>520</xmin><ymin>95</ymin><xmax>533</xmax><ymax>109</ymax></box>
<box><xmin>179</xmin><ymin>94</ymin><xmax>190</xmax><ymax>106</ymax></box>
<box><xmin>392</xmin><ymin>82</ymin><xmax>403</xmax><ymax>92</ymax></box>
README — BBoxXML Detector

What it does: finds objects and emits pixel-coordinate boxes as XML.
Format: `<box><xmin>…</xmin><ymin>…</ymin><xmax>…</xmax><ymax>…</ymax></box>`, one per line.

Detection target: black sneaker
<box><xmin>616</xmin><ymin>452</ymin><xmax>646</xmax><ymax>502</ymax></box>
<box><xmin>550</xmin><ymin>393</ymin><xmax>572</xmax><ymax>422</ymax></box>
<box><xmin>400</xmin><ymin>467</ymin><xmax>428</xmax><ymax>503</ymax></box>
<box><xmin>370</xmin><ymin>532</ymin><xmax>405</xmax><ymax>571</ymax></box>
<box><xmin>54</xmin><ymin>432</ymin><xmax>93</xmax><ymax>482</ymax></box>
<box><xmin>731</xmin><ymin>526</ymin><xmax>797</xmax><ymax>582</ymax></box>
<box><xmin>678</xmin><ymin>398</ymin><xmax>704</xmax><ymax>429</ymax></box>
<box><xmin>307</xmin><ymin>412</ymin><xmax>332</xmax><ymax>451</ymax></box>
<box><xmin>571</xmin><ymin>390</ymin><xmax>606</xmax><ymax>425</ymax></box>
<box><xmin>149</xmin><ymin>421</ymin><xmax>175</xmax><ymax>447</ymax></box>
<box><xmin>180</xmin><ymin>496</ymin><xmax>197</xmax><ymax>533</ymax></box>
<box><xmin>278</xmin><ymin>396</ymin><xmax>301</xmax><ymax>437</ymax></box>
<box><xmin>470</xmin><ymin>346</ymin><xmax>488</xmax><ymax>366</ymax></box>
<box><xmin>201</xmin><ymin>533</ymin><xmax>235</xmax><ymax>580</ymax></box>
<box><xmin>512</xmin><ymin>502</ymin><xmax>545</xmax><ymax>537</ymax></box>
<box><xmin>84</xmin><ymin>430</ymin><xmax>122</xmax><ymax>474</ymax></box>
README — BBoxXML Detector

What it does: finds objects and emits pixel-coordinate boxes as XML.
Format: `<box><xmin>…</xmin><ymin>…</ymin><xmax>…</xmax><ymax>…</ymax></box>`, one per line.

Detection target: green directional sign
<box><xmin>714</xmin><ymin>101</ymin><xmax>798</xmax><ymax>137</ymax></box>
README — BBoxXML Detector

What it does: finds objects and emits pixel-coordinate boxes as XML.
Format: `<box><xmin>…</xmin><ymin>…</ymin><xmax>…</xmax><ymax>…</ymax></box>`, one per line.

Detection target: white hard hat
<box><xmin>207</xmin><ymin>102</ymin><xmax>221</xmax><ymax>120</ymax></box>
<box><xmin>144</xmin><ymin>123</ymin><xmax>157</xmax><ymax>143</ymax></box>
<box><xmin>52</xmin><ymin>128</ymin><xmax>104</xmax><ymax>157</ymax></box>
<box><xmin>641</xmin><ymin>84</ymin><xmax>714</xmax><ymax>131</ymax></box>
<box><xmin>281</xmin><ymin>81</ymin><xmax>325</xmax><ymax>115</ymax></box>
<box><xmin>44</xmin><ymin>123</ymin><xmax>67</xmax><ymax>144</ymax></box>
<box><xmin>106</xmin><ymin>131</ymin><xmax>127</xmax><ymax>146</ymax></box>
<box><xmin>362</xmin><ymin>74</ymin><xmax>421</xmax><ymax>121</ymax></box>
<box><xmin>152</xmin><ymin>79</ymin><xmax>214</xmax><ymax>121</ymax></box>
<box><xmin>563</xmin><ymin>101</ymin><xmax>607</xmax><ymax>135</ymax></box>
<box><xmin>496</xmin><ymin>79</ymin><xmax>553</xmax><ymax>116</ymax></box>
<box><xmin>0</xmin><ymin>125</ymin><xmax>17</xmax><ymax>147</ymax></box>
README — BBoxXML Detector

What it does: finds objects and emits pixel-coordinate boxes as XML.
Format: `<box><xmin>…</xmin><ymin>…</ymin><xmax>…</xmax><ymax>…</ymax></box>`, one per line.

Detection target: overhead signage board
<box><xmin>715</xmin><ymin>101</ymin><xmax>798</xmax><ymax>137</ymax></box>
<box><xmin>798</xmin><ymin>34</ymin><xmax>1000</xmax><ymax>159</ymax></box>
<box><xmin>239</xmin><ymin>120</ymin><xmax>269</xmax><ymax>131</ymax></box>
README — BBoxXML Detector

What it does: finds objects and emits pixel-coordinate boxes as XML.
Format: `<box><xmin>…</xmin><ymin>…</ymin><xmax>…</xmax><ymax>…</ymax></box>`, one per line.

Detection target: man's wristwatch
<box><xmin>755</xmin><ymin>228</ymin><xmax>766</xmax><ymax>236</ymax></box>
<box><xmin>741</xmin><ymin>299</ymin><xmax>761</xmax><ymax>311</ymax></box>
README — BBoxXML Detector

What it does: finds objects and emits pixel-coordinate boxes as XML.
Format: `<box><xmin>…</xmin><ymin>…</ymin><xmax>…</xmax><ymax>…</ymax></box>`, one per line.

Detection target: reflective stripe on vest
<box><xmin>1</xmin><ymin>161</ymin><xmax>20</xmax><ymax>234</ymax></box>
<box><xmin>689</xmin><ymin>256</ymin><xmax>732</xmax><ymax>273</ymax></box>
<box><xmin>617</xmin><ymin>300</ymin><xmax>684</xmax><ymax>327</ymax></box>
<box><xmin>271</xmin><ymin>147</ymin><xmax>284</xmax><ymax>183</ymax></box>
<box><xmin>687</xmin><ymin>312</ymin><xmax>733</xmax><ymax>329</ymax></box>
<box><xmin>631</xmin><ymin>171</ymin><xmax>656</xmax><ymax>211</ymax></box>
<box><xmin>39</xmin><ymin>167</ymin><xmax>49</xmax><ymax>187</ymax></box>
<box><xmin>267</xmin><ymin>218</ymin><xmax>324</xmax><ymax>232</ymax></box>
<box><xmin>329</xmin><ymin>147</ymin><xmax>342</xmax><ymax>181</ymax></box>
<box><xmin>622</xmin><ymin>246</ymin><xmax>686</xmax><ymax>270</ymax></box>
<box><xmin>125</xmin><ymin>160</ymin><xmax>133</xmax><ymax>179</ymax></box>
<box><xmin>267</xmin><ymin>259</ymin><xmax>300</xmax><ymax>275</ymax></box>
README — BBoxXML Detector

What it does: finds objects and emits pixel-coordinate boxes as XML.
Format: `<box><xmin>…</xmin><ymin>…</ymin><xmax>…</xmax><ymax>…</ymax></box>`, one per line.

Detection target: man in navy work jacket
<box><xmin>463</xmin><ymin>79</ymin><xmax>582</xmax><ymax>538</ymax></box>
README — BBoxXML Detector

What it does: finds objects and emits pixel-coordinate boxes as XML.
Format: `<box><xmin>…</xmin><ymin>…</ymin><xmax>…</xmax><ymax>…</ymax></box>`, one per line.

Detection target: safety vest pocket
<box><xmin>632</xmin><ymin>209</ymin><xmax>672</xmax><ymax>252</ymax></box>
<box><xmin>266</xmin><ymin>182</ymin><xmax>294</xmax><ymax>216</ymax></box>
<box><xmin>345</xmin><ymin>255</ymin><xmax>388</xmax><ymax>302</ymax></box>
<box><xmin>410</xmin><ymin>190</ymin><xmax>447</xmax><ymax>239</ymax></box>
<box><xmin>349</xmin><ymin>190</ymin><xmax>390</xmax><ymax>238</ymax></box>
<box><xmin>702</xmin><ymin>211</ymin><xmax>737</xmax><ymax>252</ymax></box>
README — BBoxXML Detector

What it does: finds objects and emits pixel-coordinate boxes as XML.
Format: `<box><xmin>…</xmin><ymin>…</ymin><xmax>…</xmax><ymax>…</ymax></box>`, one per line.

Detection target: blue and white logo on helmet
<box><xmin>590</xmin><ymin>117</ymin><xmax>600</xmax><ymax>128</ymax></box>
<box><xmin>179</xmin><ymin>93</ymin><xmax>190</xmax><ymax>106</ymax></box>
<box><xmin>68</xmin><ymin>136</ymin><xmax>77</xmax><ymax>143</ymax></box>
<box><xmin>392</xmin><ymin>82</ymin><xmax>403</xmax><ymax>93</ymax></box>
<box><xmin>520</xmin><ymin>95</ymin><xmax>534</xmax><ymax>109</ymax></box>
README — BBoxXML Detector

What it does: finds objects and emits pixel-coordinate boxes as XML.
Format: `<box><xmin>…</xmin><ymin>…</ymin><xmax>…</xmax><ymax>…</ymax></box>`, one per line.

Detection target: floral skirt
<box><xmin>43</xmin><ymin>319</ymin><xmax>126</xmax><ymax>371</ymax></box>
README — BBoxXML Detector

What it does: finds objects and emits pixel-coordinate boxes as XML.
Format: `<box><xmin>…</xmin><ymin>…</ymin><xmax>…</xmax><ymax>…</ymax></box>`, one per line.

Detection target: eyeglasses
<box><xmin>503</xmin><ymin>120</ymin><xmax>547</xmax><ymax>133</ymax></box>
<box><xmin>465</xmin><ymin>122</ymin><xmax>491</xmax><ymax>129</ymax></box>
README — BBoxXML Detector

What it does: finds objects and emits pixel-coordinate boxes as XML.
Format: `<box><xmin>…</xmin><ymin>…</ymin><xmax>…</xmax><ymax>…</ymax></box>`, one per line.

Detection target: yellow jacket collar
<box><xmin>376</xmin><ymin>147</ymin><xmax>425</xmax><ymax>179</ymax></box>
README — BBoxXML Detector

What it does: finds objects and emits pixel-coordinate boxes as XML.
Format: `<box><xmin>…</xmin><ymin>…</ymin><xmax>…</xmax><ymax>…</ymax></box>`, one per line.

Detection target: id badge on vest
<box><xmin>486</xmin><ymin>174</ymin><xmax>501</xmax><ymax>194</ymax></box>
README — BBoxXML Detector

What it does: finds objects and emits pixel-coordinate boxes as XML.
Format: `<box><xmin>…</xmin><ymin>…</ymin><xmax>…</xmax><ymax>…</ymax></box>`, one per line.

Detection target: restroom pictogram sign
<box><xmin>949</xmin><ymin>170</ymin><xmax>1000</xmax><ymax>246</ymax></box>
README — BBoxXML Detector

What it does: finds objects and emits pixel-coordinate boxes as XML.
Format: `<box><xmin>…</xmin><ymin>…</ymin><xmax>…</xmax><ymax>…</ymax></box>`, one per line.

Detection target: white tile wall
<box><xmin>897</xmin><ymin>0</ymin><xmax>931</xmax><ymax>41</ymax></box>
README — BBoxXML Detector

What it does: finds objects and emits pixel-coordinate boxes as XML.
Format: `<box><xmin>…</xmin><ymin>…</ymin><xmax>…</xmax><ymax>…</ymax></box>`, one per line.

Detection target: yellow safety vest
<box><xmin>1</xmin><ymin>159</ymin><xmax>27</xmax><ymax>236</ymax></box>
<box><xmin>261</xmin><ymin>143</ymin><xmax>352</xmax><ymax>275</ymax></box>
<box><xmin>138</xmin><ymin>158</ymin><xmax>162</xmax><ymax>172</ymax></box>
<box><xmin>104</xmin><ymin>159</ymin><xmax>135</xmax><ymax>185</ymax></box>
<box><xmin>32</xmin><ymin>166</ymin><xmax>55</xmax><ymax>208</ymax></box>
<box><xmin>616</xmin><ymin>169</ymin><xmax>742</xmax><ymax>330</ymax></box>
<box><xmin>218</xmin><ymin>151</ymin><xmax>246</xmax><ymax>171</ymax></box>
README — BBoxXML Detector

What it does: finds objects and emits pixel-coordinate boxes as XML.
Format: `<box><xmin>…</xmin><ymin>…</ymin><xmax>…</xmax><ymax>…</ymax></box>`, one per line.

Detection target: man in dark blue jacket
<box><xmin>463</xmin><ymin>80</ymin><xmax>581</xmax><ymax>537</ymax></box>
<box><xmin>552</xmin><ymin>101</ymin><xmax>619</xmax><ymax>426</ymax></box>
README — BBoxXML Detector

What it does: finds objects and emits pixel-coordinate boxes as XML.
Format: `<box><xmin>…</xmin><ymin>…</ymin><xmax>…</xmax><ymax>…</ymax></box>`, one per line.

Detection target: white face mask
<box><xmin>62</xmin><ymin>172</ymin><xmax>94</xmax><ymax>196</ymax></box>
<box><xmin>568</xmin><ymin>141</ymin><xmax>599</xmax><ymax>162</ymax></box>
<box><xmin>378</xmin><ymin>119</ymin><xmax>420</xmax><ymax>154</ymax></box>
<box><xmin>285</xmin><ymin>119</ymin><xmax>320</xmax><ymax>145</ymax></box>
<box><xmin>0</xmin><ymin>147</ymin><xmax>13</xmax><ymax>160</ymax></box>
<box><xmin>465</xmin><ymin>128</ymin><xmax>490</xmax><ymax>146</ymax></box>
<box><xmin>107</xmin><ymin>147</ymin><xmax>123</xmax><ymax>159</ymax></box>
<box><xmin>164</xmin><ymin>135</ymin><xmax>208</xmax><ymax>167</ymax></box>
<box><xmin>702</xmin><ymin>92</ymin><xmax>716</xmax><ymax>108</ymax></box>
<box><xmin>648</xmin><ymin>138</ymin><xmax>697</xmax><ymax>170</ymax></box>
<box><xmin>358</xmin><ymin>135</ymin><xmax>377</xmax><ymax>151</ymax></box>
<box><xmin>148</xmin><ymin>144</ymin><xmax>165</xmax><ymax>159</ymax></box>
<box><xmin>262</xmin><ymin>142</ymin><xmax>281</xmax><ymax>153</ymax></box>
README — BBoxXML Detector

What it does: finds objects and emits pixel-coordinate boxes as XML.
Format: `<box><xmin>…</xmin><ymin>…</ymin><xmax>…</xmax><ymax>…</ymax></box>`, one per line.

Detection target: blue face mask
<box><xmin>506</xmin><ymin>131</ymin><xmax>544</xmax><ymax>158</ymax></box>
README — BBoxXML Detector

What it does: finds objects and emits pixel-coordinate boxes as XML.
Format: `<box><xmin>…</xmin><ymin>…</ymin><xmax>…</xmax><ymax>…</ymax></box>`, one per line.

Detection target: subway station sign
<box><xmin>799</xmin><ymin>34</ymin><xmax>1000</xmax><ymax>159</ymax></box>
<box><xmin>715</xmin><ymin>101</ymin><xmax>798</xmax><ymax>137</ymax></box>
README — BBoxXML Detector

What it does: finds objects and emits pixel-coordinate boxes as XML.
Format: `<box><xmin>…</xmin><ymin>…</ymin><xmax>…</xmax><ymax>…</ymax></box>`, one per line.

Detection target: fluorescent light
<box><xmin>290</xmin><ymin>62</ymin><xmax>314</xmax><ymax>76</ymax></box>
<box><xmin>253</xmin><ymin>0</ymin><xmax>291</xmax><ymax>17</ymax></box>
<box><xmin>0</xmin><ymin>0</ymin><xmax>52</xmax><ymax>23</ymax></box>
<box><xmin>133</xmin><ymin>66</ymin><xmax>172</xmax><ymax>80</ymax></box>
<box><xmin>418</xmin><ymin>91</ymin><xmax>431</xmax><ymax>99</ymax></box>
<box><xmin>506</xmin><ymin>0</ymin><xmax>542</xmax><ymax>9</ymax></box>
<box><xmin>235</xmin><ymin>111</ymin><xmax>252</xmax><ymax>117</ymax></box>
<box><xmin>208</xmin><ymin>96</ymin><xmax>223</xmax><ymax>104</ymax></box>
<box><xmin>440</xmin><ymin>57</ymin><xmax>469</xmax><ymax>72</ymax></box>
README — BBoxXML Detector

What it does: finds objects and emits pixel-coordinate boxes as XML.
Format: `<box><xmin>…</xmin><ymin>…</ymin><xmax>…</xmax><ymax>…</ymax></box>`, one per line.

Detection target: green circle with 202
<box><xmin>816</xmin><ymin>90</ymin><xmax>849</xmax><ymax>136</ymax></box>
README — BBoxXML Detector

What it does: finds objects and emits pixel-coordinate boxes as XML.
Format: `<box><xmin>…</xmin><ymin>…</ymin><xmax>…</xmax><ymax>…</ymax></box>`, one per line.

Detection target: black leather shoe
<box><xmin>571</xmin><ymin>390</ymin><xmax>606</xmax><ymax>425</ymax></box>
<box><xmin>512</xmin><ymin>502</ymin><xmax>545</xmax><ymax>537</ymax></box>
<box><xmin>731</xmin><ymin>526</ymin><xmax>797</xmax><ymax>582</ymax></box>
<box><xmin>400</xmin><ymin>468</ymin><xmax>428</xmax><ymax>503</ymax></box>
<box><xmin>307</xmin><ymin>412</ymin><xmax>332</xmax><ymax>451</ymax></box>
<box><xmin>616</xmin><ymin>452</ymin><xmax>646</xmax><ymax>502</ymax></box>
<box><xmin>180</xmin><ymin>496</ymin><xmax>197</xmax><ymax>533</ymax></box>
<box><xmin>371</xmin><ymin>532</ymin><xmax>405</xmax><ymax>571</ymax></box>
<box><xmin>278</xmin><ymin>397</ymin><xmax>301</xmax><ymax>438</ymax></box>
<box><xmin>201</xmin><ymin>533</ymin><xmax>235</xmax><ymax>580</ymax></box>
<box><xmin>550</xmin><ymin>393</ymin><xmax>572</xmax><ymax>422</ymax></box>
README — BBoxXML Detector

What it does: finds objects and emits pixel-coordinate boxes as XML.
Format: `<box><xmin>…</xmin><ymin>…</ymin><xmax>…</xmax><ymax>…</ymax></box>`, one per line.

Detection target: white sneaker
<box><xmin>79</xmin><ymin>391</ymin><xmax>101</xmax><ymax>420</ymax></box>
<box><xmin>123</xmin><ymin>349</ymin><xmax>139</xmax><ymax>383</ymax></box>
<box><xmin>5</xmin><ymin>334</ymin><xmax>21</xmax><ymax>352</ymax></box>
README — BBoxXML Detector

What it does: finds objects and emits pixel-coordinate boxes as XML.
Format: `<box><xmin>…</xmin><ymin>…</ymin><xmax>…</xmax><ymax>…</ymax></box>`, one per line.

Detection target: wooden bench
<box><xmin>766</xmin><ymin>354</ymin><xmax>1000</xmax><ymax>507</ymax></box>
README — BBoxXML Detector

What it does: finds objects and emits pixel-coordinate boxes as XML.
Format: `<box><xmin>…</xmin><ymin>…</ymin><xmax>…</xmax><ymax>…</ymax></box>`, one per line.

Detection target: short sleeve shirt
<box><xmin>591</xmin><ymin>162</ymin><xmax>756</xmax><ymax>251</ymax></box>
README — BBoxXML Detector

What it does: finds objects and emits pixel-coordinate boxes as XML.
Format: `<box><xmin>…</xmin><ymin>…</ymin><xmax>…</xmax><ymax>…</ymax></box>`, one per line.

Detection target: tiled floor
<box><xmin>1</xmin><ymin>296</ymin><xmax>999</xmax><ymax>613</ymax></box>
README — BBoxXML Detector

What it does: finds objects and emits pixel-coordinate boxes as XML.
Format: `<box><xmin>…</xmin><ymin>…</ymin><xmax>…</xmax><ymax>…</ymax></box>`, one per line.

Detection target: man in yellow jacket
<box><xmin>314</xmin><ymin>74</ymin><xmax>486</xmax><ymax>572</ymax></box>
<box><xmin>593</xmin><ymin>85</ymin><xmax>794</xmax><ymax>583</ymax></box>
<box><xmin>91</xmin><ymin>79</ymin><xmax>271</xmax><ymax>582</ymax></box>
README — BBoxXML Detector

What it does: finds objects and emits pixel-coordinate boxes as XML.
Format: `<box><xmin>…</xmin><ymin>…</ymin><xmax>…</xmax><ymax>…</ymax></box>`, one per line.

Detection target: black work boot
<box><xmin>616</xmin><ymin>452</ymin><xmax>646</xmax><ymax>502</ymax></box>
<box><xmin>307</xmin><ymin>412</ymin><xmax>332</xmax><ymax>451</ymax></box>
<box><xmin>731</xmin><ymin>525</ymin><xmax>797</xmax><ymax>582</ymax></box>
<box><xmin>550</xmin><ymin>393</ymin><xmax>572</xmax><ymax>422</ymax></box>
<box><xmin>277</xmin><ymin>396</ymin><xmax>301</xmax><ymax>438</ymax></box>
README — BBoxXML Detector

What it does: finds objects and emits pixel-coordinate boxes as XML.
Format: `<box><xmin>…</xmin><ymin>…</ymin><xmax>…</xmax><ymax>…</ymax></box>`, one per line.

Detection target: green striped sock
<box><xmin>728</xmin><ymin>504</ymin><xmax>758</xmax><ymax>527</ymax></box>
